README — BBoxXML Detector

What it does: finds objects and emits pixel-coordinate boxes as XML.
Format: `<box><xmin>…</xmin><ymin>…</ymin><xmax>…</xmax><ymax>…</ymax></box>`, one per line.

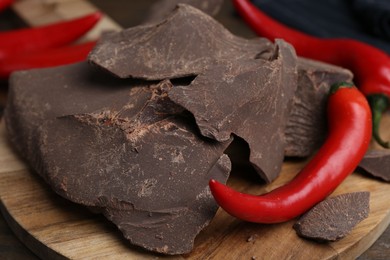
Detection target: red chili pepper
<box><xmin>0</xmin><ymin>41</ymin><xmax>96</xmax><ymax>79</ymax></box>
<box><xmin>209</xmin><ymin>82</ymin><xmax>371</xmax><ymax>223</ymax></box>
<box><xmin>233</xmin><ymin>0</ymin><xmax>390</xmax><ymax>148</ymax></box>
<box><xmin>0</xmin><ymin>0</ymin><xmax>13</xmax><ymax>12</ymax></box>
<box><xmin>0</xmin><ymin>12</ymin><xmax>101</xmax><ymax>61</ymax></box>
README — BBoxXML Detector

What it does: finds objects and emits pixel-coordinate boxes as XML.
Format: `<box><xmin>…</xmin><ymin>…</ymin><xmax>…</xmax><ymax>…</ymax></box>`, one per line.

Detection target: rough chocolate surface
<box><xmin>285</xmin><ymin>58</ymin><xmax>353</xmax><ymax>157</ymax></box>
<box><xmin>5</xmin><ymin>63</ymin><xmax>232</xmax><ymax>255</ymax></box>
<box><xmin>294</xmin><ymin>192</ymin><xmax>370</xmax><ymax>242</ymax></box>
<box><xmin>143</xmin><ymin>0</ymin><xmax>224</xmax><ymax>24</ymax></box>
<box><xmin>357</xmin><ymin>149</ymin><xmax>390</xmax><ymax>182</ymax></box>
<box><xmin>4</xmin><ymin>3</ymin><xmax>357</xmax><ymax>255</ymax></box>
<box><xmin>88</xmin><ymin>4</ymin><xmax>274</xmax><ymax>80</ymax></box>
<box><xmin>169</xmin><ymin>40</ymin><xmax>297</xmax><ymax>182</ymax></box>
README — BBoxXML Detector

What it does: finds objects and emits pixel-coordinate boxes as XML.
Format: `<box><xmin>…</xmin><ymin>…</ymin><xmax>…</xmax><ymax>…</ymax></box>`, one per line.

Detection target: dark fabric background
<box><xmin>252</xmin><ymin>0</ymin><xmax>390</xmax><ymax>54</ymax></box>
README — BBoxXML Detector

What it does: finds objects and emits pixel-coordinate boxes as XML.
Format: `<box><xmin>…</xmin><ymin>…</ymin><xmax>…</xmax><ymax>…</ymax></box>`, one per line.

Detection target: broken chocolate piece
<box><xmin>357</xmin><ymin>149</ymin><xmax>390</xmax><ymax>182</ymax></box>
<box><xmin>5</xmin><ymin>63</ymin><xmax>232</xmax><ymax>255</ymax></box>
<box><xmin>285</xmin><ymin>58</ymin><xmax>353</xmax><ymax>157</ymax></box>
<box><xmin>293</xmin><ymin>192</ymin><xmax>370</xmax><ymax>242</ymax></box>
<box><xmin>169</xmin><ymin>40</ymin><xmax>297</xmax><ymax>182</ymax></box>
<box><xmin>4</xmin><ymin>2</ymin><xmax>357</xmax><ymax>254</ymax></box>
<box><xmin>88</xmin><ymin>4</ymin><xmax>274</xmax><ymax>80</ymax></box>
<box><xmin>143</xmin><ymin>0</ymin><xmax>224</xmax><ymax>24</ymax></box>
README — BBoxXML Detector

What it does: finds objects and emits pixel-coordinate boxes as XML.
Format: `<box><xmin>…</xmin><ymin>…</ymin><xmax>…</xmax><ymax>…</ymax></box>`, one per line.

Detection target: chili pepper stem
<box><xmin>329</xmin><ymin>81</ymin><xmax>355</xmax><ymax>94</ymax></box>
<box><xmin>367</xmin><ymin>94</ymin><xmax>390</xmax><ymax>148</ymax></box>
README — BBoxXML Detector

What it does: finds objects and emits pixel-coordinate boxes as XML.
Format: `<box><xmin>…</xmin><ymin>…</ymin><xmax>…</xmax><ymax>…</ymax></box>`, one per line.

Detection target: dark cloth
<box><xmin>352</xmin><ymin>0</ymin><xmax>390</xmax><ymax>40</ymax></box>
<box><xmin>252</xmin><ymin>0</ymin><xmax>390</xmax><ymax>54</ymax></box>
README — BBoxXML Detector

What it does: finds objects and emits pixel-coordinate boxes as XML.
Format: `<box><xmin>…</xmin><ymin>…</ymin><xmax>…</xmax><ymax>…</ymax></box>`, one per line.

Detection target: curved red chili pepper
<box><xmin>232</xmin><ymin>0</ymin><xmax>390</xmax><ymax>148</ymax></box>
<box><xmin>0</xmin><ymin>0</ymin><xmax>13</xmax><ymax>12</ymax></box>
<box><xmin>0</xmin><ymin>12</ymin><xmax>101</xmax><ymax>61</ymax></box>
<box><xmin>0</xmin><ymin>41</ymin><xmax>96</xmax><ymax>79</ymax></box>
<box><xmin>209</xmin><ymin>82</ymin><xmax>372</xmax><ymax>223</ymax></box>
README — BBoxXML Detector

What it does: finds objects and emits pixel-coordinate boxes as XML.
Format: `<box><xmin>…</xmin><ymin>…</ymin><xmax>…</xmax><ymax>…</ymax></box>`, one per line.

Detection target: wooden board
<box><xmin>0</xmin><ymin>115</ymin><xmax>390</xmax><ymax>259</ymax></box>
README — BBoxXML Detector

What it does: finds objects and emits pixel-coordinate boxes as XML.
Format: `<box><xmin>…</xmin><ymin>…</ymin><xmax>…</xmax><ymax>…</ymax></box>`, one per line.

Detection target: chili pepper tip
<box><xmin>209</xmin><ymin>179</ymin><xmax>217</xmax><ymax>186</ymax></box>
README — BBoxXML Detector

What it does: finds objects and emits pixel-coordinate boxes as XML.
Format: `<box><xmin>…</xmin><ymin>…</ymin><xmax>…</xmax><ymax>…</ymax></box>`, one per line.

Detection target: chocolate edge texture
<box><xmin>88</xmin><ymin>4</ymin><xmax>274</xmax><ymax>80</ymax></box>
<box><xmin>143</xmin><ymin>0</ymin><xmax>224</xmax><ymax>24</ymax></box>
<box><xmin>357</xmin><ymin>149</ymin><xmax>390</xmax><ymax>182</ymax></box>
<box><xmin>285</xmin><ymin>58</ymin><xmax>354</xmax><ymax>157</ymax></box>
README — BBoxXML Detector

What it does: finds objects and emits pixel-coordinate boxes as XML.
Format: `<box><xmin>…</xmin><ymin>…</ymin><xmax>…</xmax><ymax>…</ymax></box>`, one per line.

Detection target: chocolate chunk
<box><xmin>143</xmin><ymin>0</ymin><xmax>224</xmax><ymax>24</ymax></box>
<box><xmin>5</xmin><ymin>63</ymin><xmax>232</xmax><ymax>255</ymax></box>
<box><xmin>4</xmin><ymin>2</ymin><xmax>356</xmax><ymax>254</ymax></box>
<box><xmin>88</xmin><ymin>4</ymin><xmax>274</xmax><ymax>80</ymax></box>
<box><xmin>293</xmin><ymin>192</ymin><xmax>370</xmax><ymax>242</ymax></box>
<box><xmin>357</xmin><ymin>149</ymin><xmax>390</xmax><ymax>182</ymax></box>
<box><xmin>168</xmin><ymin>40</ymin><xmax>297</xmax><ymax>183</ymax></box>
<box><xmin>285</xmin><ymin>58</ymin><xmax>353</xmax><ymax>157</ymax></box>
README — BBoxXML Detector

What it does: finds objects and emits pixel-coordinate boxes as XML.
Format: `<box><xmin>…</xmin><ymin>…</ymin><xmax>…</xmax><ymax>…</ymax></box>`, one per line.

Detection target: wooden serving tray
<box><xmin>0</xmin><ymin>116</ymin><xmax>390</xmax><ymax>260</ymax></box>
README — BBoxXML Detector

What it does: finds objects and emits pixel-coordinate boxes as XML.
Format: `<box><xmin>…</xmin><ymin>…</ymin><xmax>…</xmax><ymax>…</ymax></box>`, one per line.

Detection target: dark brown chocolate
<box><xmin>5</xmin><ymin>63</ymin><xmax>232</xmax><ymax>255</ymax></box>
<box><xmin>293</xmin><ymin>192</ymin><xmax>370</xmax><ymax>242</ymax></box>
<box><xmin>168</xmin><ymin>40</ymin><xmax>297</xmax><ymax>183</ymax></box>
<box><xmin>88</xmin><ymin>4</ymin><xmax>274</xmax><ymax>80</ymax></box>
<box><xmin>285</xmin><ymin>58</ymin><xmax>353</xmax><ymax>157</ymax></box>
<box><xmin>4</xmin><ymin>3</ymin><xmax>357</xmax><ymax>255</ymax></box>
<box><xmin>143</xmin><ymin>0</ymin><xmax>224</xmax><ymax>24</ymax></box>
<box><xmin>357</xmin><ymin>149</ymin><xmax>390</xmax><ymax>182</ymax></box>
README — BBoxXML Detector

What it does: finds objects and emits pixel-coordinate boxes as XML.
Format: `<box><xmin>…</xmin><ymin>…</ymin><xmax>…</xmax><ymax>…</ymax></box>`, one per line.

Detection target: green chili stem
<box><xmin>367</xmin><ymin>94</ymin><xmax>389</xmax><ymax>148</ymax></box>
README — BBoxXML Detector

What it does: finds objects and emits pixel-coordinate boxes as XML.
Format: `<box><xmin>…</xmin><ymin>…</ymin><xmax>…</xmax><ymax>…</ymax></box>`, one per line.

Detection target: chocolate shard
<box><xmin>293</xmin><ymin>192</ymin><xmax>370</xmax><ymax>242</ymax></box>
<box><xmin>143</xmin><ymin>0</ymin><xmax>224</xmax><ymax>24</ymax></box>
<box><xmin>5</xmin><ymin>63</ymin><xmax>232</xmax><ymax>255</ymax></box>
<box><xmin>88</xmin><ymin>4</ymin><xmax>274</xmax><ymax>80</ymax></box>
<box><xmin>357</xmin><ymin>149</ymin><xmax>390</xmax><ymax>182</ymax></box>
<box><xmin>168</xmin><ymin>40</ymin><xmax>298</xmax><ymax>183</ymax></box>
<box><xmin>285</xmin><ymin>58</ymin><xmax>353</xmax><ymax>157</ymax></box>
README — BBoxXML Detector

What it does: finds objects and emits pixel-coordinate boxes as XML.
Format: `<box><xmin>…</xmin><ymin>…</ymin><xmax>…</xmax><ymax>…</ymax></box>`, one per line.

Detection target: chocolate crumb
<box><xmin>247</xmin><ymin>234</ymin><xmax>258</xmax><ymax>243</ymax></box>
<box><xmin>293</xmin><ymin>192</ymin><xmax>370</xmax><ymax>242</ymax></box>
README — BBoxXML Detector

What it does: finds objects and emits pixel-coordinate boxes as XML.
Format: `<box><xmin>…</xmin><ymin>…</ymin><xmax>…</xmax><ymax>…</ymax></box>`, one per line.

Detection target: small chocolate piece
<box><xmin>88</xmin><ymin>4</ymin><xmax>274</xmax><ymax>80</ymax></box>
<box><xmin>143</xmin><ymin>0</ymin><xmax>224</xmax><ymax>24</ymax></box>
<box><xmin>357</xmin><ymin>149</ymin><xmax>390</xmax><ymax>182</ymax></box>
<box><xmin>285</xmin><ymin>58</ymin><xmax>353</xmax><ymax>157</ymax></box>
<box><xmin>5</xmin><ymin>63</ymin><xmax>232</xmax><ymax>255</ymax></box>
<box><xmin>168</xmin><ymin>40</ymin><xmax>297</xmax><ymax>183</ymax></box>
<box><xmin>293</xmin><ymin>192</ymin><xmax>370</xmax><ymax>242</ymax></box>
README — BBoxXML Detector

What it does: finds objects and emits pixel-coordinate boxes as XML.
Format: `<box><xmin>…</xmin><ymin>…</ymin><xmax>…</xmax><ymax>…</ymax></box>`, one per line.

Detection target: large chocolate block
<box><xmin>169</xmin><ymin>40</ymin><xmax>298</xmax><ymax>182</ymax></box>
<box><xmin>5</xmin><ymin>64</ymin><xmax>231</xmax><ymax>255</ymax></box>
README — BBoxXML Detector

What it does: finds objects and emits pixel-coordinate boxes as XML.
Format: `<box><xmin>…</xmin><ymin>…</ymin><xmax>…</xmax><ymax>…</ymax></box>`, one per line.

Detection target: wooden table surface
<box><xmin>0</xmin><ymin>1</ymin><xmax>389</xmax><ymax>259</ymax></box>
